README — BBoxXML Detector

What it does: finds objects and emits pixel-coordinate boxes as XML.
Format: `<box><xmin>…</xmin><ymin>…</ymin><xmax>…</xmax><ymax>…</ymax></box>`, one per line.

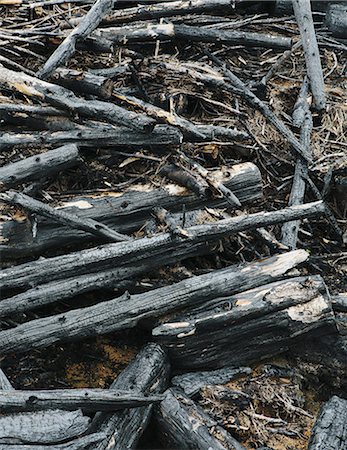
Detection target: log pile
<box><xmin>0</xmin><ymin>1</ymin><xmax>346</xmax><ymax>449</ymax></box>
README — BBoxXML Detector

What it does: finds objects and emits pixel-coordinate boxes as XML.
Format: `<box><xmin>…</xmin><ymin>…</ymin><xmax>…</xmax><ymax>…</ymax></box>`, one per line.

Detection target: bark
<box><xmin>0</xmin><ymin>162</ymin><xmax>262</xmax><ymax>260</ymax></box>
<box><xmin>0</xmin><ymin>203</ymin><xmax>324</xmax><ymax>291</ymax></box>
<box><xmin>0</xmin><ymin>389</ymin><xmax>162</xmax><ymax>412</ymax></box>
<box><xmin>155</xmin><ymin>388</ymin><xmax>245</xmax><ymax>450</ymax></box>
<box><xmin>292</xmin><ymin>0</ymin><xmax>326</xmax><ymax>111</ymax></box>
<box><xmin>0</xmin><ymin>67</ymin><xmax>156</xmax><ymax>133</ymax></box>
<box><xmin>96</xmin><ymin>23</ymin><xmax>292</xmax><ymax>50</ymax></box>
<box><xmin>1</xmin><ymin>191</ymin><xmax>130</xmax><ymax>243</ymax></box>
<box><xmin>308</xmin><ymin>396</ymin><xmax>347</xmax><ymax>450</ymax></box>
<box><xmin>37</xmin><ymin>0</ymin><xmax>114</xmax><ymax>79</ymax></box>
<box><xmin>153</xmin><ymin>276</ymin><xmax>337</xmax><ymax>370</ymax></box>
<box><xmin>0</xmin><ymin>144</ymin><xmax>81</xmax><ymax>187</ymax></box>
<box><xmin>172</xmin><ymin>366</ymin><xmax>252</xmax><ymax>397</ymax></box>
<box><xmin>0</xmin><ymin>250</ymin><xmax>309</xmax><ymax>354</ymax></box>
<box><xmin>89</xmin><ymin>343</ymin><xmax>170</xmax><ymax>450</ymax></box>
<box><xmin>325</xmin><ymin>3</ymin><xmax>347</xmax><ymax>38</ymax></box>
<box><xmin>332</xmin><ymin>293</ymin><xmax>347</xmax><ymax>313</ymax></box>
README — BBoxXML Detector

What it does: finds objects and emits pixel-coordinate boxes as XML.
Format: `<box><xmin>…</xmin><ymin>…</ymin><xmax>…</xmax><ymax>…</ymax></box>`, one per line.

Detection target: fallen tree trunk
<box><xmin>37</xmin><ymin>0</ymin><xmax>114</xmax><ymax>79</ymax></box>
<box><xmin>0</xmin><ymin>203</ymin><xmax>324</xmax><ymax>291</ymax></box>
<box><xmin>0</xmin><ymin>250</ymin><xmax>309</xmax><ymax>353</ymax></box>
<box><xmin>0</xmin><ymin>144</ymin><xmax>81</xmax><ymax>187</ymax></box>
<box><xmin>0</xmin><ymin>124</ymin><xmax>183</xmax><ymax>149</ymax></box>
<box><xmin>172</xmin><ymin>366</ymin><xmax>252</xmax><ymax>397</ymax></box>
<box><xmin>155</xmin><ymin>388</ymin><xmax>245</xmax><ymax>450</ymax></box>
<box><xmin>292</xmin><ymin>0</ymin><xmax>326</xmax><ymax>111</ymax></box>
<box><xmin>90</xmin><ymin>343</ymin><xmax>170</xmax><ymax>450</ymax></box>
<box><xmin>96</xmin><ymin>23</ymin><xmax>292</xmax><ymax>49</ymax></box>
<box><xmin>0</xmin><ymin>67</ymin><xmax>156</xmax><ymax>133</ymax></box>
<box><xmin>308</xmin><ymin>396</ymin><xmax>347</xmax><ymax>450</ymax></box>
<box><xmin>0</xmin><ymin>389</ymin><xmax>162</xmax><ymax>412</ymax></box>
<box><xmin>0</xmin><ymin>191</ymin><xmax>131</xmax><ymax>244</ymax></box>
<box><xmin>0</xmin><ymin>162</ymin><xmax>261</xmax><ymax>260</ymax></box>
<box><xmin>152</xmin><ymin>275</ymin><xmax>337</xmax><ymax>369</ymax></box>
<box><xmin>67</xmin><ymin>0</ymin><xmax>236</xmax><ymax>27</ymax></box>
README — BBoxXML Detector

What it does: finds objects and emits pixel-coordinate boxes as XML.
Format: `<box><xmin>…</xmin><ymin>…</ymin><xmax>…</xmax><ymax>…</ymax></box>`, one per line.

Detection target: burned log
<box><xmin>37</xmin><ymin>0</ymin><xmax>114</xmax><ymax>79</ymax></box>
<box><xmin>90</xmin><ymin>343</ymin><xmax>170</xmax><ymax>450</ymax></box>
<box><xmin>0</xmin><ymin>191</ymin><xmax>131</xmax><ymax>243</ymax></box>
<box><xmin>0</xmin><ymin>367</ymin><xmax>90</xmax><ymax>445</ymax></box>
<box><xmin>308</xmin><ymin>396</ymin><xmax>347</xmax><ymax>450</ymax></box>
<box><xmin>0</xmin><ymin>203</ymin><xmax>324</xmax><ymax>291</ymax></box>
<box><xmin>152</xmin><ymin>276</ymin><xmax>337</xmax><ymax>370</ymax></box>
<box><xmin>332</xmin><ymin>293</ymin><xmax>347</xmax><ymax>313</ymax></box>
<box><xmin>68</xmin><ymin>0</ymin><xmax>236</xmax><ymax>27</ymax></box>
<box><xmin>1</xmin><ymin>432</ymin><xmax>106</xmax><ymax>450</ymax></box>
<box><xmin>172</xmin><ymin>366</ymin><xmax>252</xmax><ymax>397</ymax></box>
<box><xmin>0</xmin><ymin>250</ymin><xmax>310</xmax><ymax>353</ymax></box>
<box><xmin>52</xmin><ymin>68</ymin><xmax>114</xmax><ymax>99</ymax></box>
<box><xmin>0</xmin><ymin>124</ymin><xmax>183</xmax><ymax>149</ymax></box>
<box><xmin>0</xmin><ymin>389</ymin><xmax>162</xmax><ymax>413</ymax></box>
<box><xmin>0</xmin><ymin>67</ymin><xmax>156</xmax><ymax>133</ymax></box>
<box><xmin>97</xmin><ymin>23</ymin><xmax>292</xmax><ymax>50</ymax></box>
<box><xmin>0</xmin><ymin>162</ymin><xmax>261</xmax><ymax>260</ymax></box>
<box><xmin>0</xmin><ymin>144</ymin><xmax>81</xmax><ymax>187</ymax></box>
<box><xmin>281</xmin><ymin>77</ymin><xmax>312</xmax><ymax>249</ymax></box>
<box><xmin>155</xmin><ymin>388</ymin><xmax>245</xmax><ymax>450</ymax></box>
<box><xmin>325</xmin><ymin>3</ymin><xmax>347</xmax><ymax>38</ymax></box>
<box><xmin>292</xmin><ymin>0</ymin><xmax>326</xmax><ymax>111</ymax></box>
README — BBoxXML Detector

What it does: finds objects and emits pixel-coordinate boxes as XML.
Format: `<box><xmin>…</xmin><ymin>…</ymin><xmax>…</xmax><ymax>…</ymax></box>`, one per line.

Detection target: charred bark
<box><xmin>0</xmin><ymin>144</ymin><xmax>81</xmax><ymax>187</ymax></box>
<box><xmin>155</xmin><ymin>388</ymin><xmax>245</xmax><ymax>450</ymax></box>
<box><xmin>89</xmin><ymin>343</ymin><xmax>170</xmax><ymax>450</ymax></box>
<box><xmin>0</xmin><ymin>251</ymin><xmax>309</xmax><ymax>353</ymax></box>
<box><xmin>153</xmin><ymin>276</ymin><xmax>336</xmax><ymax>370</ymax></box>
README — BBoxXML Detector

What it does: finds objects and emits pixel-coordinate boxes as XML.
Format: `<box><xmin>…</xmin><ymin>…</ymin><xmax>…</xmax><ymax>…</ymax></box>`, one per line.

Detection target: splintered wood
<box><xmin>0</xmin><ymin>1</ymin><xmax>346</xmax><ymax>449</ymax></box>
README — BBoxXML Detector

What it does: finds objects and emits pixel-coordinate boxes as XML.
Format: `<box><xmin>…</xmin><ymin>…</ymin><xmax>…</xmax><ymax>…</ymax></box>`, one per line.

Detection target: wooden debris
<box><xmin>90</xmin><ymin>343</ymin><xmax>170</xmax><ymax>450</ymax></box>
<box><xmin>0</xmin><ymin>389</ymin><xmax>163</xmax><ymax>412</ymax></box>
<box><xmin>308</xmin><ymin>396</ymin><xmax>347</xmax><ymax>450</ymax></box>
<box><xmin>0</xmin><ymin>144</ymin><xmax>81</xmax><ymax>187</ymax></box>
<box><xmin>37</xmin><ymin>0</ymin><xmax>114</xmax><ymax>79</ymax></box>
<box><xmin>0</xmin><ymin>191</ymin><xmax>131</xmax><ymax>243</ymax></box>
<box><xmin>0</xmin><ymin>67</ymin><xmax>156</xmax><ymax>133</ymax></box>
<box><xmin>155</xmin><ymin>388</ymin><xmax>245</xmax><ymax>450</ymax></box>
<box><xmin>292</xmin><ymin>0</ymin><xmax>326</xmax><ymax>111</ymax></box>
<box><xmin>0</xmin><ymin>250</ymin><xmax>309</xmax><ymax>353</ymax></box>
<box><xmin>325</xmin><ymin>3</ymin><xmax>347</xmax><ymax>38</ymax></box>
<box><xmin>153</xmin><ymin>276</ymin><xmax>337</xmax><ymax>369</ymax></box>
<box><xmin>0</xmin><ymin>203</ymin><xmax>324</xmax><ymax>291</ymax></box>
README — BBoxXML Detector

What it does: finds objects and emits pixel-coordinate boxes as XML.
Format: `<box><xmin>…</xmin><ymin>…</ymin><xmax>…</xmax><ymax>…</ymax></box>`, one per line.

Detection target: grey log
<box><xmin>172</xmin><ymin>366</ymin><xmax>252</xmax><ymax>397</ymax></box>
<box><xmin>0</xmin><ymin>124</ymin><xmax>182</xmax><ymax>150</ymax></box>
<box><xmin>292</xmin><ymin>0</ymin><xmax>326</xmax><ymax>111</ymax></box>
<box><xmin>0</xmin><ymin>144</ymin><xmax>81</xmax><ymax>187</ymax></box>
<box><xmin>0</xmin><ymin>191</ymin><xmax>130</xmax><ymax>243</ymax></box>
<box><xmin>0</xmin><ymin>67</ymin><xmax>155</xmax><ymax>133</ymax></box>
<box><xmin>96</xmin><ymin>23</ymin><xmax>292</xmax><ymax>49</ymax></box>
<box><xmin>308</xmin><ymin>396</ymin><xmax>347</xmax><ymax>449</ymax></box>
<box><xmin>0</xmin><ymin>389</ymin><xmax>162</xmax><ymax>413</ymax></box>
<box><xmin>0</xmin><ymin>250</ymin><xmax>309</xmax><ymax>354</ymax></box>
<box><xmin>155</xmin><ymin>388</ymin><xmax>245</xmax><ymax>450</ymax></box>
<box><xmin>332</xmin><ymin>293</ymin><xmax>347</xmax><ymax>313</ymax></box>
<box><xmin>89</xmin><ymin>343</ymin><xmax>170</xmax><ymax>450</ymax></box>
<box><xmin>152</xmin><ymin>275</ymin><xmax>337</xmax><ymax>369</ymax></box>
<box><xmin>0</xmin><ymin>162</ymin><xmax>261</xmax><ymax>260</ymax></box>
<box><xmin>37</xmin><ymin>0</ymin><xmax>115</xmax><ymax>79</ymax></box>
<box><xmin>0</xmin><ymin>203</ymin><xmax>324</xmax><ymax>291</ymax></box>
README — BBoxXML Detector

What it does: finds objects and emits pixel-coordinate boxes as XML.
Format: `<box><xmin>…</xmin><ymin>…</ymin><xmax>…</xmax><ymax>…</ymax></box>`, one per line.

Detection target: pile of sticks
<box><xmin>0</xmin><ymin>0</ymin><xmax>346</xmax><ymax>449</ymax></box>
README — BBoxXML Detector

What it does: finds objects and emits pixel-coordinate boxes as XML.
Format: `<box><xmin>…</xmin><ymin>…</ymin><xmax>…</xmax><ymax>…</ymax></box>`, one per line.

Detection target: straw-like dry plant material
<box><xmin>200</xmin><ymin>362</ymin><xmax>321</xmax><ymax>450</ymax></box>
